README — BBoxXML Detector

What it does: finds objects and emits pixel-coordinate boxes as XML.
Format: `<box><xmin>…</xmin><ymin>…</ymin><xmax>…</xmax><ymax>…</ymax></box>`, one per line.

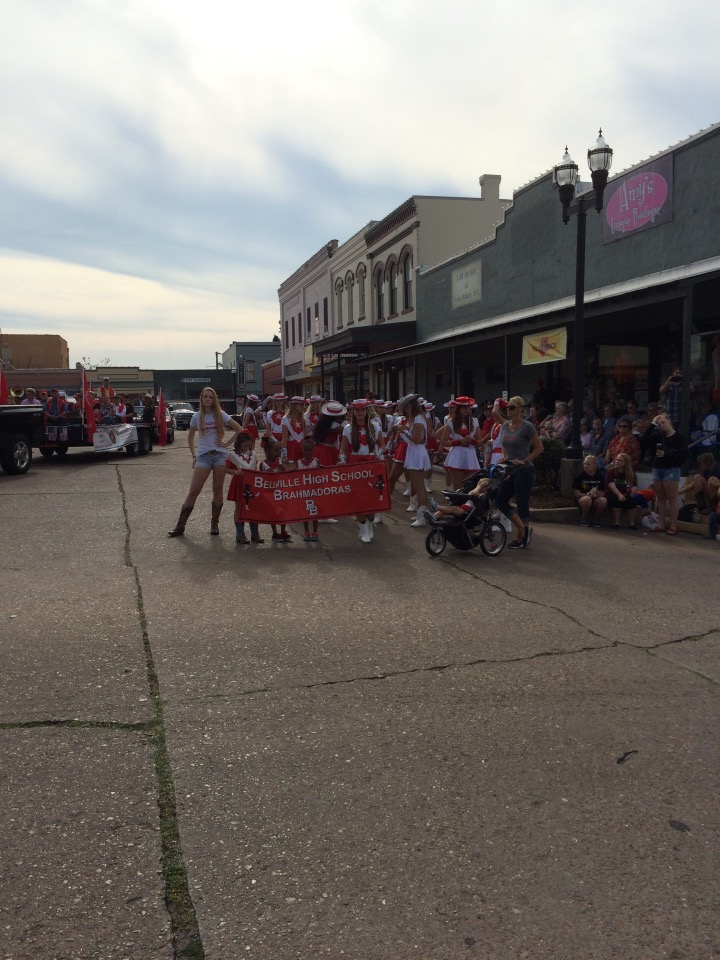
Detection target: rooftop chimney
<box><xmin>479</xmin><ymin>174</ymin><xmax>501</xmax><ymax>203</ymax></box>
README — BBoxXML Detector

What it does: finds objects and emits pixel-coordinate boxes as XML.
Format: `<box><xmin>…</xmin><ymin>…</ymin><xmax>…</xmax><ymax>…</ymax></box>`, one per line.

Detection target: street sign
<box><xmin>181</xmin><ymin>378</ymin><xmax>211</xmax><ymax>383</ymax></box>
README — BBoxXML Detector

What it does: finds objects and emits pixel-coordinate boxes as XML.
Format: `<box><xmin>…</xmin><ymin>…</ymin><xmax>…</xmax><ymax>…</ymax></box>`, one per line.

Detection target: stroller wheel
<box><xmin>425</xmin><ymin>527</ymin><xmax>447</xmax><ymax>557</ymax></box>
<box><xmin>479</xmin><ymin>520</ymin><xmax>507</xmax><ymax>557</ymax></box>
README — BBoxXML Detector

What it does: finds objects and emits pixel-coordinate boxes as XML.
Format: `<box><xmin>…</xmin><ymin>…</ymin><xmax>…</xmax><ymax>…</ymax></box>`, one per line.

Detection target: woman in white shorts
<box><xmin>437</xmin><ymin>396</ymin><xmax>481</xmax><ymax>489</ymax></box>
<box><xmin>397</xmin><ymin>394</ymin><xmax>432</xmax><ymax>528</ymax></box>
<box><xmin>168</xmin><ymin>388</ymin><xmax>243</xmax><ymax>537</ymax></box>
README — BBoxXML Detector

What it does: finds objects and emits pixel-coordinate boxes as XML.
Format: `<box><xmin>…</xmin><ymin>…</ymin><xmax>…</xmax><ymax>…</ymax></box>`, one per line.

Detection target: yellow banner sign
<box><xmin>522</xmin><ymin>327</ymin><xmax>567</xmax><ymax>365</ymax></box>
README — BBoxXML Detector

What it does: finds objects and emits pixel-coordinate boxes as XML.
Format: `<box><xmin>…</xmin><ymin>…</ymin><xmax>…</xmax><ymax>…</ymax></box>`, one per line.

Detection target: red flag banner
<box><xmin>82</xmin><ymin>370</ymin><xmax>96</xmax><ymax>443</ymax></box>
<box><xmin>157</xmin><ymin>390</ymin><xmax>168</xmax><ymax>447</ymax></box>
<box><xmin>0</xmin><ymin>370</ymin><xmax>9</xmax><ymax>404</ymax></box>
<box><xmin>238</xmin><ymin>461</ymin><xmax>391</xmax><ymax>524</ymax></box>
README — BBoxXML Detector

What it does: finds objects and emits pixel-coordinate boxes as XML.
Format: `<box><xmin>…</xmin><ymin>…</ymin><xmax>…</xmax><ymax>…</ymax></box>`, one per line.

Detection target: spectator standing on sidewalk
<box><xmin>652</xmin><ymin>412</ymin><xmax>688</xmax><ymax>536</ymax></box>
<box><xmin>498</xmin><ymin>395</ymin><xmax>543</xmax><ymax>550</ymax></box>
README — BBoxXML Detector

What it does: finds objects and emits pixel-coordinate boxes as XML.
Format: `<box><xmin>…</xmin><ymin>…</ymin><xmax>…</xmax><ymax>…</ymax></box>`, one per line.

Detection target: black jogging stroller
<box><xmin>424</xmin><ymin>464</ymin><xmax>515</xmax><ymax>558</ymax></box>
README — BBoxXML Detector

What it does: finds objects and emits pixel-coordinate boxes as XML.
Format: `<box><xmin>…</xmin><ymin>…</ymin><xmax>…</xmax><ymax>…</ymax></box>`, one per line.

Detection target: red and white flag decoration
<box><xmin>156</xmin><ymin>390</ymin><xmax>168</xmax><ymax>447</ymax></box>
<box><xmin>0</xmin><ymin>370</ymin><xmax>9</xmax><ymax>404</ymax></box>
<box><xmin>82</xmin><ymin>370</ymin><xmax>95</xmax><ymax>442</ymax></box>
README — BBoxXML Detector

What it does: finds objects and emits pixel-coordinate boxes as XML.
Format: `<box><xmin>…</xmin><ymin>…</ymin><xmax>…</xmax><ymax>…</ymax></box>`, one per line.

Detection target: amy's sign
<box><xmin>603</xmin><ymin>153</ymin><xmax>673</xmax><ymax>243</ymax></box>
<box><xmin>522</xmin><ymin>327</ymin><xmax>567</xmax><ymax>366</ymax></box>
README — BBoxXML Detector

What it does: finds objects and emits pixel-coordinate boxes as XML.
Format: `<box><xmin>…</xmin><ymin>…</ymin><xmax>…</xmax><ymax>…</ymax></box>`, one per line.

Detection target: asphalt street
<box><xmin>1</xmin><ymin>440</ymin><xmax>718</xmax><ymax>960</ymax></box>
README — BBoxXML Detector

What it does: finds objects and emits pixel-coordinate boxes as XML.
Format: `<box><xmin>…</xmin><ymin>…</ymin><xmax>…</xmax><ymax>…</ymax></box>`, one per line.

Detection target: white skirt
<box><xmin>444</xmin><ymin>446</ymin><xmax>480</xmax><ymax>471</ymax></box>
<box><xmin>404</xmin><ymin>442</ymin><xmax>431</xmax><ymax>471</ymax></box>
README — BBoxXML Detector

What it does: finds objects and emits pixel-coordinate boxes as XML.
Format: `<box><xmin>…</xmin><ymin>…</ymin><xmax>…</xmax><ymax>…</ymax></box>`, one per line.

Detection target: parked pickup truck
<box><xmin>0</xmin><ymin>404</ymin><xmax>45</xmax><ymax>474</ymax></box>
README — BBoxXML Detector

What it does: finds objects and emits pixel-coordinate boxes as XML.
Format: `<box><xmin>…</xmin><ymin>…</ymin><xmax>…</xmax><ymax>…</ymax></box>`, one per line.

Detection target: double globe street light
<box><xmin>553</xmin><ymin>130</ymin><xmax>613</xmax><ymax>459</ymax></box>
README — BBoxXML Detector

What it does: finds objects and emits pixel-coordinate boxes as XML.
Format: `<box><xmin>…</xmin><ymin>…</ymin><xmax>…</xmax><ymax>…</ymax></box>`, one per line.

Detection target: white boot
<box><xmin>402</xmin><ymin>484</ymin><xmax>412</xmax><ymax>498</ymax></box>
<box><xmin>373</xmin><ymin>513</ymin><xmax>383</xmax><ymax>525</ymax></box>
<box><xmin>358</xmin><ymin>520</ymin><xmax>373</xmax><ymax>543</ymax></box>
<box><xmin>424</xmin><ymin>478</ymin><xmax>432</xmax><ymax>493</ymax></box>
<box><xmin>410</xmin><ymin>507</ymin><xmax>427</xmax><ymax>528</ymax></box>
<box><xmin>406</xmin><ymin>495</ymin><xmax>418</xmax><ymax>512</ymax></box>
<box><xmin>367</xmin><ymin>520</ymin><xmax>374</xmax><ymax>541</ymax></box>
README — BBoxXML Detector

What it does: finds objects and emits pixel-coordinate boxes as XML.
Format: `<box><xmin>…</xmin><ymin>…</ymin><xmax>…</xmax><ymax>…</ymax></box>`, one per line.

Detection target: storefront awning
<box><xmin>359</xmin><ymin>255</ymin><xmax>720</xmax><ymax>366</ymax></box>
<box><xmin>313</xmin><ymin>320</ymin><xmax>416</xmax><ymax>358</ymax></box>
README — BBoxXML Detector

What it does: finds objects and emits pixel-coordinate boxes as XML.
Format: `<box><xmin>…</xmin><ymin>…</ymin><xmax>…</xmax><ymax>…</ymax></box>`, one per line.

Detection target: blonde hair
<box><xmin>612</xmin><ymin>451</ymin><xmax>635</xmax><ymax>484</ymax></box>
<box><xmin>198</xmin><ymin>388</ymin><xmax>225</xmax><ymax>438</ymax></box>
<box><xmin>508</xmin><ymin>395</ymin><xmax>525</xmax><ymax>411</ymax></box>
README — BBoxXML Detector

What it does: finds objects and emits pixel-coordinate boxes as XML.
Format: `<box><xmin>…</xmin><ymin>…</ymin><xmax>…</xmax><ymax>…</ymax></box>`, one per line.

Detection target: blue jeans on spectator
<box><xmin>704</xmin><ymin>512</ymin><xmax>720</xmax><ymax>539</ymax></box>
<box><xmin>496</xmin><ymin>464</ymin><xmax>536</xmax><ymax>523</ymax></box>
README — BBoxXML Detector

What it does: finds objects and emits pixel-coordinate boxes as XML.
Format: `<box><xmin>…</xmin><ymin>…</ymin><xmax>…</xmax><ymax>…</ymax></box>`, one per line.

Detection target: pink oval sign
<box><xmin>605</xmin><ymin>171</ymin><xmax>669</xmax><ymax>236</ymax></box>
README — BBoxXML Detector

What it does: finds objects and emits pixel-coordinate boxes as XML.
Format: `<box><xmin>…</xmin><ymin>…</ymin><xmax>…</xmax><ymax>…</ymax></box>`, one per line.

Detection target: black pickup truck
<box><xmin>0</xmin><ymin>404</ymin><xmax>45</xmax><ymax>474</ymax></box>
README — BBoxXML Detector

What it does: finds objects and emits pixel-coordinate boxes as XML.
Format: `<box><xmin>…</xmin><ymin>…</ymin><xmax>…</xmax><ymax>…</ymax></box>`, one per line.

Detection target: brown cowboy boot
<box><xmin>168</xmin><ymin>505</ymin><xmax>193</xmax><ymax>537</ymax></box>
<box><xmin>210</xmin><ymin>501</ymin><xmax>223</xmax><ymax>535</ymax></box>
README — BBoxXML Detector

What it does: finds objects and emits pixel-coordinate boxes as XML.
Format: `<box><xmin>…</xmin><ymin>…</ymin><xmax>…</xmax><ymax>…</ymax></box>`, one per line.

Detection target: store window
<box><xmin>374</xmin><ymin>268</ymin><xmax>384</xmax><ymax>321</ymax></box>
<box><xmin>596</xmin><ymin>345</ymin><xmax>649</xmax><ymax>408</ymax></box>
<box><xmin>389</xmin><ymin>263</ymin><xmax>398</xmax><ymax>315</ymax></box>
<box><xmin>357</xmin><ymin>265</ymin><xmax>366</xmax><ymax>319</ymax></box>
<box><xmin>402</xmin><ymin>253</ymin><xmax>413</xmax><ymax>309</ymax></box>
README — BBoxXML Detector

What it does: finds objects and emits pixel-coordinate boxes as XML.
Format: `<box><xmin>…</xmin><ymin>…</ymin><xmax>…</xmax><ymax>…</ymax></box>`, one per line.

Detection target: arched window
<box><xmin>357</xmin><ymin>264</ymin><xmax>367</xmax><ymax>319</ymax></box>
<box><xmin>389</xmin><ymin>262</ymin><xmax>398</xmax><ymax>316</ymax></box>
<box><xmin>345</xmin><ymin>272</ymin><xmax>354</xmax><ymax>324</ymax></box>
<box><xmin>402</xmin><ymin>253</ymin><xmax>413</xmax><ymax>309</ymax></box>
<box><xmin>374</xmin><ymin>267</ymin><xmax>385</xmax><ymax>322</ymax></box>
<box><xmin>335</xmin><ymin>278</ymin><xmax>344</xmax><ymax>329</ymax></box>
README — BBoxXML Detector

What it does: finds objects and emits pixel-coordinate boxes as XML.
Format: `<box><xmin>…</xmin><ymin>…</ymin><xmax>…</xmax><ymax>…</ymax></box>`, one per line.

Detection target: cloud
<box><xmin>0</xmin><ymin>250</ymin><xmax>278</xmax><ymax>367</ymax></box>
<box><xmin>0</xmin><ymin>0</ymin><xmax>719</xmax><ymax>368</ymax></box>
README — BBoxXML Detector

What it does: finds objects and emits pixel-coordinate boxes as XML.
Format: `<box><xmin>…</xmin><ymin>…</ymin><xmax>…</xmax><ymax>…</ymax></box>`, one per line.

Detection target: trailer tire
<box><xmin>138</xmin><ymin>430</ymin><xmax>152</xmax><ymax>456</ymax></box>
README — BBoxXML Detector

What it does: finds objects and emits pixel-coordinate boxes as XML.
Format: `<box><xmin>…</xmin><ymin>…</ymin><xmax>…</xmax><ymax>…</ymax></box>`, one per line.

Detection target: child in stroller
<box><xmin>424</xmin><ymin>466</ymin><xmax>510</xmax><ymax>557</ymax></box>
<box><xmin>430</xmin><ymin>475</ymin><xmax>492</xmax><ymax>520</ymax></box>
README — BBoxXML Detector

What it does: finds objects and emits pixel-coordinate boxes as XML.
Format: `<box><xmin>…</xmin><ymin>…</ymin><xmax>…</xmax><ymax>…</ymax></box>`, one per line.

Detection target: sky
<box><xmin>1</xmin><ymin>0</ymin><xmax>719</xmax><ymax>370</ymax></box>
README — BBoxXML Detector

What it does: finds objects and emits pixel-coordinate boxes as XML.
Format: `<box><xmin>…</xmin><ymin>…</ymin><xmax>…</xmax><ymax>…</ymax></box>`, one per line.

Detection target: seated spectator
<box><xmin>601</xmin><ymin>402</ymin><xmax>617</xmax><ymax>434</ymax></box>
<box><xmin>694</xmin><ymin>400</ymin><xmax>720</xmax><ymax>448</ymax></box>
<box><xmin>98</xmin><ymin>395</ymin><xmax>115</xmax><ymax>424</ymax></box>
<box><xmin>587</xmin><ymin>416</ymin><xmax>611</xmax><ymax>459</ymax></box>
<box><xmin>625</xmin><ymin>399</ymin><xmax>640</xmax><ymax>423</ymax></box>
<box><xmin>21</xmin><ymin>387</ymin><xmax>41</xmax><ymax>405</ymax></box>
<box><xmin>682</xmin><ymin>450</ymin><xmax>720</xmax><ymax>514</ymax></box>
<box><xmin>604</xmin><ymin>418</ymin><xmax>641</xmax><ymax>469</ymax></box>
<box><xmin>539</xmin><ymin>401</ymin><xmax>571</xmax><ymax>443</ymax></box>
<box><xmin>528</xmin><ymin>402</ymin><xmax>548</xmax><ymax>431</ymax></box>
<box><xmin>115</xmin><ymin>396</ymin><xmax>128</xmax><ymax>423</ymax></box>
<box><xmin>582</xmin><ymin>399</ymin><xmax>598</xmax><ymax>424</ymax></box>
<box><xmin>572</xmin><ymin>455</ymin><xmax>607</xmax><ymax>527</ymax></box>
<box><xmin>579</xmin><ymin>418</ymin><xmax>592</xmax><ymax>451</ymax></box>
<box><xmin>605</xmin><ymin>452</ymin><xmax>640</xmax><ymax>530</ymax></box>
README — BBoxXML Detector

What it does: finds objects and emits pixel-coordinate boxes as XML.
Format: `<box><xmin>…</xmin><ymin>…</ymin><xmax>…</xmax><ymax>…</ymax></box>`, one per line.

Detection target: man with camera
<box><xmin>659</xmin><ymin>368</ymin><xmax>693</xmax><ymax>428</ymax></box>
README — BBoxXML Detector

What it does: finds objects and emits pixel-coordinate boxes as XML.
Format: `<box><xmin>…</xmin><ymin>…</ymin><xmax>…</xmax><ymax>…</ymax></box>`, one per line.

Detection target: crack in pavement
<box><xmin>0</xmin><ymin>719</ymin><xmax>153</xmax><ymax>731</ymax></box>
<box><xmin>115</xmin><ymin>465</ymin><xmax>205</xmax><ymax>960</ymax></box>
<box><xmin>167</xmin><ymin>621</ymin><xmax>720</xmax><ymax>707</ymax></box>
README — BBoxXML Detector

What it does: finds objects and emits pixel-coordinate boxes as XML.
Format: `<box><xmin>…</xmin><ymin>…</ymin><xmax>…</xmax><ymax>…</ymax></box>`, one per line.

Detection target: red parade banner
<box><xmin>238</xmin><ymin>461</ymin><xmax>391</xmax><ymax>524</ymax></box>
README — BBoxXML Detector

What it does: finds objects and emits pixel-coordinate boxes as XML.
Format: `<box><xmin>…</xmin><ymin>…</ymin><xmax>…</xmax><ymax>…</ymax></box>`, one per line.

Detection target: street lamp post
<box><xmin>553</xmin><ymin>130</ymin><xmax>613</xmax><ymax>459</ymax></box>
